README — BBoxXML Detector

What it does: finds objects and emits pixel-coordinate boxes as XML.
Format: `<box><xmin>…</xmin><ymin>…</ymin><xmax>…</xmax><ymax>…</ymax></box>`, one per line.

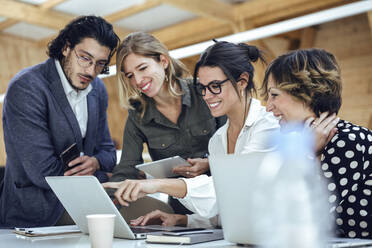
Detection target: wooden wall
<box><xmin>102</xmin><ymin>76</ymin><xmax>128</xmax><ymax>150</ymax></box>
<box><xmin>314</xmin><ymin>14</ymin><xmax>372</xmax><ymax>128</ymax></box>
<box><xmin>0</xmin><ymin>13</ymin><xmax>371</xmax><ymax>165</ymax></box>
<box><xmin>0</xmin><ymin>35</ymin><xmax>47</xmax><ymax>165</ymax></box>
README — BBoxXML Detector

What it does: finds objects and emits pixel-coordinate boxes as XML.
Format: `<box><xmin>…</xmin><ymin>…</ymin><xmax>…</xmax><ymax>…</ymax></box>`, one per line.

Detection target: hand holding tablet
<box><xmin>135</xmin><ymin>156</ymin><xmax>190</xmax><ymax>178</ymax></box>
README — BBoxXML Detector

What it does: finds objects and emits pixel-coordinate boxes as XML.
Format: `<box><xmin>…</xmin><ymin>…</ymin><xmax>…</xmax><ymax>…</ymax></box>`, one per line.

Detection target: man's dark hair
<box><xmin>47</xmin><ymin>15</ymin><xmax>120</xmax><ymax>73</ymax></box>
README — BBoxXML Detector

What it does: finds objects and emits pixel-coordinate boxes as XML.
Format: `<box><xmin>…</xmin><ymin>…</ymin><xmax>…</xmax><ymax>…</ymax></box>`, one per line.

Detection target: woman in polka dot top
<box><xmin>262</xmin><ymin>48</ymin><xmax>372</xmax><ymax>239</ymax></box>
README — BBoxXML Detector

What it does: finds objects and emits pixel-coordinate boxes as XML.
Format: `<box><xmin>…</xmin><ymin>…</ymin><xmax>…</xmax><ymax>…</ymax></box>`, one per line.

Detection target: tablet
<box><xmin>135</xmin><ymin>156</ymin><xmax>190</xmax><ymax>178</ymax></box>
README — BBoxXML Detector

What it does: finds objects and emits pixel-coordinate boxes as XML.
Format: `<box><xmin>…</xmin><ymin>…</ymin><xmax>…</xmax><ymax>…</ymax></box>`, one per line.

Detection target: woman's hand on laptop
<box><xmin>102</xmin><ymin>179</ymin><xmax>187</xmax><ymax>206</ymax></box>
<box><xmin>102</xmin><ymin>180</ymin><xmax>156</xmax><ymax>206</ymax></box>
<box><xmin>130</xmin><ymin>210</ymin><xmax>187</xmax><ymax>227</ymax></box>
<box><xmin>173</xmin><ymin>158</ymin><xmax>209</xmax><ymax>178</ymax></box>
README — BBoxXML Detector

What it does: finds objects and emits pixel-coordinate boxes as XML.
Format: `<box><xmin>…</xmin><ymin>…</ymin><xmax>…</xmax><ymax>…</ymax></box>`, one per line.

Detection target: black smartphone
<box><xmin>60</xmin><ymin>143</ymin><xmax>81</xmax><ymax>171</ymax></box>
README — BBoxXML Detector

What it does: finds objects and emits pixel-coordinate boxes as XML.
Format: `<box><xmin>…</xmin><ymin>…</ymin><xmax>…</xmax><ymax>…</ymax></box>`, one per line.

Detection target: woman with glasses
<box><xmin>107</xmin><ymin>32</ymin><xmax>226</xmax><ymax>217</ymax></box>
<box><xmin>104</xmin><ymin>41</ymin><xmax>280</xmax><ymax>227</ymax></box>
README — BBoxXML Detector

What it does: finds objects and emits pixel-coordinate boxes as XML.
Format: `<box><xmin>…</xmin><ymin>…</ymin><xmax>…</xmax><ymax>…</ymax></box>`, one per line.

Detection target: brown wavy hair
<box><xmin>261</xmin><ymin>48</ymin><xmax>342</xmax><ymax>116</ymax></box>
<box><xmin>116</xmin><ymin>32</ymin><xmax>190</xmax><ymax>117</ymax></box>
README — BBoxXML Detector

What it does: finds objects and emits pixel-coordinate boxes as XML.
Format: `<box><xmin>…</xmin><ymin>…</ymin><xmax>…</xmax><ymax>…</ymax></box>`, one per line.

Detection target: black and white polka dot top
<box><xmin>321</xmin><ymin>119</ymin><xmax>372</xmax><ymax>239</ymax></box>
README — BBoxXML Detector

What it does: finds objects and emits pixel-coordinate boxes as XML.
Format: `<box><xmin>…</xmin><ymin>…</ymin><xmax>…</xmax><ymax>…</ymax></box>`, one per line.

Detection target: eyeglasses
<box><xmin>195</xmin><ymin>78</ymin><xmax>229</xmax><ymax>96</ymax></box>
<box><xmin>73</xmin><ymin>49</ymin><xmax>108</xmax><ymax>74</ymax></box>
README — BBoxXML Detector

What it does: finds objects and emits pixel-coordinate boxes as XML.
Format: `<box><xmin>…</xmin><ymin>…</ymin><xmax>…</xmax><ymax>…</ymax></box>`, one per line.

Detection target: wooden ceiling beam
<box><xmin>40</xmin><ymin>0</ymin><xmax>67</xmax><ymax>10</ymax></box>
<box><xmin>161</xmin><ymin>0</ymin><xmax>235</xmax><ymax>24</ymax></box>
<box><xmin>244</xmin><ymin>0</ymin><xmax>355</xmax><ymax>26</ymax></box>
<box><xmin>152</xmin><ymin>0</ymin><xmax>347</xmax><ymax>51</ymax></box>
<box><xmin>0</xmin><ymin>0</ymin><xmax>68</xmax><ymax>31</ymax></box>
<box><xmin>105</xmin><ymin>0</ymin><xmax>162</xmax><ymax>23</ymax></box>
<box><xmin>234</xmin><ymin>0</ymin><xmax>347</xmax><ymax>20</ymax></box>
<box><xmin>152</xmin><ymin>17</ymin><xmax>232</xmax><ymax>49</ymax></box>
<box><xmin>0</xmin><ymin>0</ymin><xmax>74</xmax><ymax>30</ymax></box>
<box><xmin>0</xmin><ymin>19</ymin><xmax>19</xmax><ymax>31</ymax></box>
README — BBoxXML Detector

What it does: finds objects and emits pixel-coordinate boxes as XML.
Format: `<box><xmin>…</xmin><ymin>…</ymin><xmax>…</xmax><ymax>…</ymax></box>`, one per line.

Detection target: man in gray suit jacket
<box><xmin>0</xmin><ymin>16</ymin><xmax>120</xmax><ymax>228</ymax></box>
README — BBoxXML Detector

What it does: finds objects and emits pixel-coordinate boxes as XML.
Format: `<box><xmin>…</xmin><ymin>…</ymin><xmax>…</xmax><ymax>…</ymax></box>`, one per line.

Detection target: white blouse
<box><xmin>178</xmin><ymin>98</ymin><xmax>280</xmax><ymax>227</ymax></box>
<box><xmin>55</xmin><ymin>60</ymin><xmax>92</xmax><ymax>138</ymax></box>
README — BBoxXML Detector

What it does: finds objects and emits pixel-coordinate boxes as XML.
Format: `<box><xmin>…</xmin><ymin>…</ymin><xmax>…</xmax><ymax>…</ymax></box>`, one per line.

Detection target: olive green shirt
<box><xmin>110</xmin><ymin>79</ymin><xmax>226</xmax><ymax>182</ymax></box>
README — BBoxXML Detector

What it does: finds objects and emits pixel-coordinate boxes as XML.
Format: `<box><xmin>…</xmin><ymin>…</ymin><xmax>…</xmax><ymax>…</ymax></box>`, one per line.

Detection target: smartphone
<box><xmin>60</xmin><ymin>143</ymin><xmax>81</xmax><ymax>171</ymax></box>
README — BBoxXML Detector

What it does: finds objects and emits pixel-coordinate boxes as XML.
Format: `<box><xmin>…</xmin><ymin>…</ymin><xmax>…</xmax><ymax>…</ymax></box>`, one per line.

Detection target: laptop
<box><xmin>208</xmin><ymin>154</ymin><xmax>372</xmax><ymax>248</ymax></box>
<box><xmin>46</xmin><ymin>176</ymin><xmax>198</xmax><ymax>239</ymax></box>
<box><xmin>209</xmin><ymin>153</ymin><xmax>267</xmax><ymax>245</ymax></box>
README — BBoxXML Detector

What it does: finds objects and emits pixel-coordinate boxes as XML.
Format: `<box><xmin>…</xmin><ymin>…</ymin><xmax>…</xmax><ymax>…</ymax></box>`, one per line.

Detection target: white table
<box><xmin>0</xmin><ymin>229</ymin><xmax>239</xmax><ymax>248</ymax></box>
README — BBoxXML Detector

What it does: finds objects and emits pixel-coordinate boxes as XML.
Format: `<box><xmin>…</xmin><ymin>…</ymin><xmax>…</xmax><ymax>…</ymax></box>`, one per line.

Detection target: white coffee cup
<box><xmin>86</xmin><ymin>214</ymin><xmax>115</xmax><ymax>248</ymax></box>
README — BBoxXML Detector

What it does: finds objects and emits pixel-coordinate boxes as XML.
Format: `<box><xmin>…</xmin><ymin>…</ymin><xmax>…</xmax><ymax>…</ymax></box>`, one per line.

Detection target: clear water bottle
<box><xmin>253</xmin><ymin>125</ymin><xmax>332</xmax><ymax>248</ymax></box>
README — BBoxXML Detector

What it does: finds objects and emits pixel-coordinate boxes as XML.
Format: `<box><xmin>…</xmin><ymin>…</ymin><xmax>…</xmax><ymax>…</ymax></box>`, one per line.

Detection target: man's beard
<box><xmin>61</xmin><ymin>53</ymin><xmax>92</xmax><ymax>92</ymax></box>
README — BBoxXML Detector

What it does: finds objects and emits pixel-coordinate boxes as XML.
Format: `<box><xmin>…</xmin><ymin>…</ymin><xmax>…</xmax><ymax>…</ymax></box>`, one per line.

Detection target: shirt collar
<box><xmin>215</xmin><ymin>98</ymin><xmax>262</xmax><ymax>136</ymax></box>
<box><xmin>244</xmin><ymin>98</ymin><xmax>261</xmax><ymax>127</ymax></box>
<box><xmin>55</xmin><ymin>59</ymin><xmax>92</xmax><ymax>99</ymax></box>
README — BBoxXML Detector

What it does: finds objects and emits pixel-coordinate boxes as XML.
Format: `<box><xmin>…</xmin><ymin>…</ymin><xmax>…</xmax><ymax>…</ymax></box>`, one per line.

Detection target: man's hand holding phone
<box><xmin>60</xmin><ymin>143</ymin><xmax>100</xmax><ymax>176</ymax></box>
<box><xmin>64</xmin><ymin>155</ymin><xmax>100</xmax><ymax>176</ymax></box>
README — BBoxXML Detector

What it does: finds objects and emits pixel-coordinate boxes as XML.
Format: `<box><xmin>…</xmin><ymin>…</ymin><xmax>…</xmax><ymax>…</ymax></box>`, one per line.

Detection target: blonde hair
<box><xmin>116</xmin><ymin>32</ymin><xmax>190</xmax><ymax>117</ymax></box>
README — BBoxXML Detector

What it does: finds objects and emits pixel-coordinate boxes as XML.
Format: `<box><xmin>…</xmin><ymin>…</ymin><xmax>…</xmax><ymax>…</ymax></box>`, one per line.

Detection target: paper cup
<box><xmin>86</xmin><ymin>214</ymin><xmax>115</xmax><ymax>248</ymax></box>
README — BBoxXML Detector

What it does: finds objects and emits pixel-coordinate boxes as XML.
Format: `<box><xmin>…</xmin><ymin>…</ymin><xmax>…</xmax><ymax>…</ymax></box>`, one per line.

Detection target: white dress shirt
<box><xmin>178</xmin><ymin>98</ymin><xmax>280</xmax><ymax>227</ymax></box>
<box><xmin>55</xmin><ymin>60</ymin><xmax>92</xmax><ymax>138</ymax></box>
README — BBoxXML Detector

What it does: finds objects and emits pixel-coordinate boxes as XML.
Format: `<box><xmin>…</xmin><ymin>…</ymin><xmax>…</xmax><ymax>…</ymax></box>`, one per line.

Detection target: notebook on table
<box><xmin>146</xmin><ymin>229</ymin><xmax>223</xmax><ymax>245</ymax></box>
<box><xmin>46</xmin><ymin>176</ymin><xmax>200</xmax><ymax>240</ymax></box>
<box><xmin>14</xmin><ymin>225</ymin><xmax>81</xmax><ymax>237</ymax></box>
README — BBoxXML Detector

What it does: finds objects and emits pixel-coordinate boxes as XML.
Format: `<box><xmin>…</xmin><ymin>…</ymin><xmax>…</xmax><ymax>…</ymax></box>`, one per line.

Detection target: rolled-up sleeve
<box><xmin>177</xmin><ymin>175</ymin><xmax>218</xmax><ymax>218</ymax></box>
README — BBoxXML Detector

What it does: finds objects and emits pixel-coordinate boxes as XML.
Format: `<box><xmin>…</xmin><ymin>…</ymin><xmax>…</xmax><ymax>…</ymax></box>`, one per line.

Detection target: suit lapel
<box><xmin>45</xmin><ymin>59</ymin><xmax>83</xmax><ymax>150</ymax></box>
<box><xmin>84</xmin><ymin>88</ymin><xmax>98</xmax><ymax>154</ymax></box>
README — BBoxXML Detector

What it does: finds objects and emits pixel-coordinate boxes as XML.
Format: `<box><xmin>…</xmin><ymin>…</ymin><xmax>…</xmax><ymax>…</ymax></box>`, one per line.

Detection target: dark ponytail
<box><xmin>194</xmin><ymin>41</ymin><xmax>265</xmax><ymax>97</ymax></box>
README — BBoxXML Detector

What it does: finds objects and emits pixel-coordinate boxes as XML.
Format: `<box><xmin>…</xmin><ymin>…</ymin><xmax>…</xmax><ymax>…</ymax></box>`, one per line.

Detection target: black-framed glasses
<box><xmin>195</xmin><ymin>78</ymin><xmax>229</xmax><ymax>96</ymax></box>
<box><xmin>73</xmin><ymin>49</ymin><xmax>108</xmax><ymax>74</ymax></box>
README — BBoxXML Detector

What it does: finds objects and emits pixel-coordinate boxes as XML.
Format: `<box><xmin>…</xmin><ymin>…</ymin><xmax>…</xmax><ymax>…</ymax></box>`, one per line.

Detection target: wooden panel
<box><xmin>313</xmin><ymin>14</ymin><xmax>372</xmax><ymax>127</ymax></box>
<box><xmin>300</xmin><ymin>27</ymin><xmax>317</xmax><ymax>49</ymax></box>
<box><xmin>0</xmin><ymin>34</ymin><xmax>47</xmax><ymax>165</ymax></box>
<box><xmin>102</xmin><ymin>76</ymin><xmax>128</xmax><ymax>149</ymax></box>
<box><xmin>368</xmin><ymin>11</ymin><xmax>372</xmax><ymax>40</ymax></box>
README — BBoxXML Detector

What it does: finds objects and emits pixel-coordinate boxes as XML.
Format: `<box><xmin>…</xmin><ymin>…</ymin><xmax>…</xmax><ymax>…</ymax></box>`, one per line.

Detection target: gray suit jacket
<box><xmin>0</xmin><ymin>58</ymin><xmax>116</xmax><ymax>228</ymax></box>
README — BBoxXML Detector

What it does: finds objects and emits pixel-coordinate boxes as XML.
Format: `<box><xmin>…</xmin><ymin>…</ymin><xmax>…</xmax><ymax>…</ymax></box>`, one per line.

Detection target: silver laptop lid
<box><xmin>46</xmin><ymin>176</ymin><xmax>136</xmax><ymax>239</ymax></box>
<box><xmin>209</xmin><ymin>153</ymin><xmax>267</xmax><ymax>245</ymax></box>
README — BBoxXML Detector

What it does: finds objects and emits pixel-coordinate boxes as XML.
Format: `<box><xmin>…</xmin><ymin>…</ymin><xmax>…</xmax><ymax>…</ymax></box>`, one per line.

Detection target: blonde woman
<box><xmin>108</xmin><ymin>32</ymin><xmax>226</xmax><ymax>216</ymax></box>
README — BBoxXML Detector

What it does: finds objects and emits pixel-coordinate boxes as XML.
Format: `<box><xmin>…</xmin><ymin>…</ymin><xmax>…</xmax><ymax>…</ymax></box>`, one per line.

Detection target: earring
<box><xmin>165</xmin><ymin>74</ymin><xmax>169</xmax><ymax>82</ymax></box>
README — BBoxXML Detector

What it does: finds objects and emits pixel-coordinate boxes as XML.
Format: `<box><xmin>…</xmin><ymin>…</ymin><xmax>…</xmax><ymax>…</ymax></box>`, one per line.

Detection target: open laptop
<box><xmin>208</xmin><ymin>154</ymin><xmax>372</xmax><ymax>248</ymax></box>
<box><xmin>46</xmin><ymin>176</ymin><xmax>198</xmax><ymax>239</ymax></box>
